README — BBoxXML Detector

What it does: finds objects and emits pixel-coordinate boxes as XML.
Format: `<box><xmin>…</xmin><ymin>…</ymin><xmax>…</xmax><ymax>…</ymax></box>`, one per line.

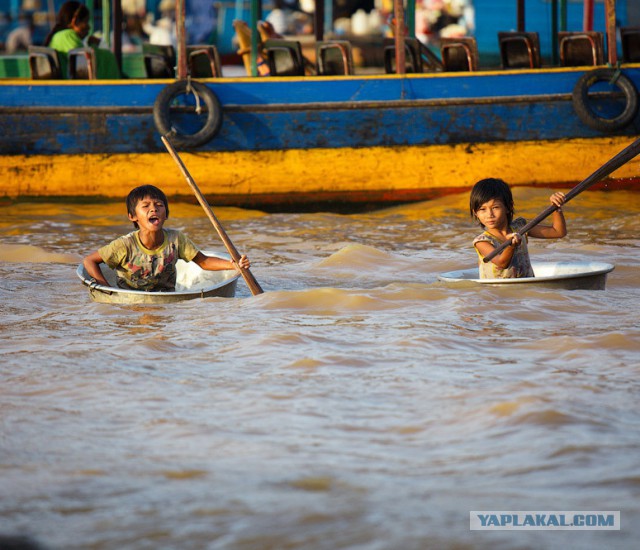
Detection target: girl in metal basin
<box><xmin>470</xmin><ymin>178</ymin><xmax>567</xmax><ymax>279</ymax></box>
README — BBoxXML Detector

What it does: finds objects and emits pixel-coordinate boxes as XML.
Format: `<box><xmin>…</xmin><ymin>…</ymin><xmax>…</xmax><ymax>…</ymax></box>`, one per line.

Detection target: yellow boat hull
<box><xmin>2</xmin><ymin>137</ymin><xmax>639</xmax><ymax>207</ymax></box>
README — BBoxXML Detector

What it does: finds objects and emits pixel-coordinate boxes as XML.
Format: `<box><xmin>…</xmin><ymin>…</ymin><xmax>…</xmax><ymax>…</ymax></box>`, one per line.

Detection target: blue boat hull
<box><xmin>1</xmin><ymin>66</ymin><xmax>640</xmax><ymax>209</ymax></box>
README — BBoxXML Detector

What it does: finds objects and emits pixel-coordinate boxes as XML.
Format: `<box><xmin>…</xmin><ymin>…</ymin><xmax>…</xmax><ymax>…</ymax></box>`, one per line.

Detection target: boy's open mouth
<box><xmin>149</xmin><ymin>216</ymin><xmax>160</xmax><ymax>225</ymax></box>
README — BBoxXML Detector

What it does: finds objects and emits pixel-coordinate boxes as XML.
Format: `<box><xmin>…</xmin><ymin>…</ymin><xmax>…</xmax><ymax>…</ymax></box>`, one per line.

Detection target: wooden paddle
<box><xmin>161</xmin><ymin>135</ymin><xmax>264</xmax><ymax>296</ymax></box>
<box><xmin>483</xmin><ymin>136</ymin><xmax>640</xmax><ymax>263</ymax></box>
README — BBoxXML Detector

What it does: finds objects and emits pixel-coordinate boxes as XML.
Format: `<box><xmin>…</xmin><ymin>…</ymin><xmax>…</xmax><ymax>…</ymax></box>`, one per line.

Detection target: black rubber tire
<box><xmin>572</xmin><ymin>68</ymin><xmax>638</xmax><ymax>132</ymax></box>
<box><xmin>153</xmin><ymin>80</ymin><xmax>222</xmax><ymax>148</ymax></box>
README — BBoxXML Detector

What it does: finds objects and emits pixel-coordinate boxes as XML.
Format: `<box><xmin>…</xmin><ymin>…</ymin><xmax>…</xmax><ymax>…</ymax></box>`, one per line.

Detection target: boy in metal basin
<box><xmin>83</xmin><ymin>185</ymin><xmax>249</xmax><ymax>291</ymax></box>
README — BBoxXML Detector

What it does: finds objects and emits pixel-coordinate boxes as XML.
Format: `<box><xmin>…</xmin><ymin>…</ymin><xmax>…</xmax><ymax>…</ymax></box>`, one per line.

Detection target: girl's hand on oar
<box><xmin>550</xmin><ymin>192</ymin><xmax>566</xmax><ymax>210</ymax></box>
<box><xmin>508</xmin><ymin>233</ymin><xmax>522</xmax><ymax>247</ymax></box>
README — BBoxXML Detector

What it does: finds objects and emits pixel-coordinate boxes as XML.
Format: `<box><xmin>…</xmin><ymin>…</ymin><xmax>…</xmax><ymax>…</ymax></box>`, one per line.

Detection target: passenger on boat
<box><xmin>5</xmin><ymin>12</ymin><xmax>34</xmax><ymax>53</ymax></box>
<box><xmin>470</xmin><ymin>178</ymin><xmax>567</xmax><ymax>279</ymax></box>
<box><xmin>142</xmin><ymin>0</ymin><xmax>177</xmax><ymax>48</ymax></box>
<box><xmin>83</xmin><ymin>185</ymin><xmax>250</xmax><ymax>291</ymax></box>
<box><xmin>44</xmin><ymin>0</ymin><xmax>120</xmax><ymax>79</ymax></box>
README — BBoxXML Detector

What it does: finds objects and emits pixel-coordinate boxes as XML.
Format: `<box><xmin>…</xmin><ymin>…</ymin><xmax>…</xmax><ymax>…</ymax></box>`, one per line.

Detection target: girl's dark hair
<box><xmin>44</xmin><ymin>1</ymin><xmax>89</xmax><ymax>46</ymax></box>
<box><xmin>126</xmin><ymin>185</ymin><xmax>169</xmax><ymax>228</ymax></box>
<box><xmin>469</xmin><ymin>178</ymin><xmax>515</xmax><ymax>227</ymax></box>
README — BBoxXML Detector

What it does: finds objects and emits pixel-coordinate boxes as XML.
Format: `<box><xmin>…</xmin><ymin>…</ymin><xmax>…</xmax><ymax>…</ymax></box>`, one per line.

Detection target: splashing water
<box><xmin>1</xmin><ymin>189</ymin><xmax>639</xmax><ymax>549</ymax></box>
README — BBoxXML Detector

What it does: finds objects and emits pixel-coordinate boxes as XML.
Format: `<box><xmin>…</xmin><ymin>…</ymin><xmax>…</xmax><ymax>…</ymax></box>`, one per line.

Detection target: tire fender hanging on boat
<box><xmin>153</xmin><ymin>80</ymin><xmax>222</xmax><ymax>148</ymax></box>
<box><xmin>572</xmin><ymin>68</ymin><xmax>638</xmax><ymax>132</ymax></box>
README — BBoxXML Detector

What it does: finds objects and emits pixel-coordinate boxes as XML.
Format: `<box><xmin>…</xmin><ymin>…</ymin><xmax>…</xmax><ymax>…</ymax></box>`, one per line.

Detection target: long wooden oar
<box><xmin>161</xmin><ymin>135</ymin><xmax>264</xmax><ymax>295</ymax></box>
<box><xmin>483</xmin><ymin>136</ymin><xmax>640</xmax><ymax>263</ymax></box>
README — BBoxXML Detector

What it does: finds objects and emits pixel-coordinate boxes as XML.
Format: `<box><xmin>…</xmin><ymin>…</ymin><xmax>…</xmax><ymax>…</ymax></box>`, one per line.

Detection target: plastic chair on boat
<box><xmin>260</xmin><ymin>19</ymin><xmax>316</xmax><ymax>75</ymax></box>
<box><xmin>28</xmin><ymin>45</ymin><xmax>62</xmax><ymax>79</ymax></box>
<box><xmin>558</xmin><ymin>31</ymin><xmax>604</xmax><ymax>66</ymax></box>
<box><xmin>142</xmin><ymin>43</ymin><xmax>176</xmax><ymax>78</ymax></box>
<box><xmin>621</xmin><ymin>27</ymin><xmax>640</xmax><ymax>62</ymax></box>
<box><xmin>383</xmin><ymin>37</ymin><xmax>421</xmax><ymax>73</ymax></box>
<box><xmin>498</xmin><ymin>32</ymin><xmax>541</xmax><ymax>69</ymax></box>
<box><xmin>68</xmin><ymin>47</ymin><xmax>97</xmax><ymax>79</ymax></box>
<box><xmin>417</xmin><ymin>39</ymin><xmax>444</xmax><ymax>72</ymax></box>
<box><xmin>264</xmin><ymin>39</ymin><xmax>305</xmax><ymax>76</ymax></box>
<box><xmin>187</xmin><ymin>45</ymin><xmax>222</xmax><ymax>77</ymax></box>
<box><xmin>232</xmin><ymin>20</ymin><xmax>314</xmax><ymax>77</ymax></box>
<box><xmin>440</xmin><ymin>37</ymin><xmax>479</xmax><ymax>71</ymax></box>
<box><xmin>384</xmin><ymin>37</ymin><xmax>443</xmax><ymax>73</ymax></box>
<box><xmin>316</xmin><ymin>41</ymin><xmax>354</xmax><ymax>75</ymax></box>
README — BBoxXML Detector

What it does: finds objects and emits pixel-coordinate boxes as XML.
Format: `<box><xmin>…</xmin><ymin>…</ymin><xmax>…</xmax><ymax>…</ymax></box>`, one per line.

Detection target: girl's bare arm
<box><xmin>475</xmin><ymin>238</ymin><xmax>519</xmax><ymax>269</ymax></box>
<box><xmin>528</xmin><ymin>192</ymin><xmax>567</xmax><ymax>239</ymax></box>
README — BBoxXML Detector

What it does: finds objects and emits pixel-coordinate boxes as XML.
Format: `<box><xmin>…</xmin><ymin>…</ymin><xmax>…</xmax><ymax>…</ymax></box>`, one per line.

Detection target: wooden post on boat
<box><xmin>551</xmin><ymin>0</ymin><xmax>559</xmax><ymax>65</ymax></box>
<box><xmin>394</xmin><ymin>0</ymin><xmax>406</xmax><ymax>75</ymax></box>
<box><xmin>175</xmin><ymin>0</ymin><xmax>187</xmax><ymax>79</ymax></box>
<box><xmin>583</xmin><ymin>0</ymin><xmax>594</xmax><ymax>31</ymax></box>
<box><xmin>517</xmin><ymin>0</ymin><xmax>525</xmax><ymax>32</ymax></box>
<box><xmin>314</xmin><ymin>0</ymin><xmax>324</xmax><ymax>42</ymax></box>
<box><xmin>605</xmin><ymin>0</ymin><xmax>618</xmax><ymax>65</ymax></box>
<box><xmin>113</xmin><ymin>0</ymin><xmax>123</xmax><ymax>74</ymax></box>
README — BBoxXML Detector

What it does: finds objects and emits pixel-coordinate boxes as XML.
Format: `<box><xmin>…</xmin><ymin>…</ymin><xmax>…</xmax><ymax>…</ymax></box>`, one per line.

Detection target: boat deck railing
<box><xmin>1</xmin><ymin>26</ymin><xmax>640</xmax><ymax>80</ymax></box>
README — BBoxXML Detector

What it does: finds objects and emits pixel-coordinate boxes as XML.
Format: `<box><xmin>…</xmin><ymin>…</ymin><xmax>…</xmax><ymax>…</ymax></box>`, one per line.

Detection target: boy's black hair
<box><xmin>469</xmin><ymin>178</ymin><xmax>515</xmax><ymax>227</ymax></box>
<box><xmin>126</xmin><ymin>185</ymin><xmax>169</xmax><ymax>228</ymax></box>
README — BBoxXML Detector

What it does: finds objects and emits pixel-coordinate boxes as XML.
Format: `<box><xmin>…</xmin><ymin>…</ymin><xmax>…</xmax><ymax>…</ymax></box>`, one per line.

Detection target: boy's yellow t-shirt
<box><xmin>99</xmin><ymin>229</ymin><xmax>199</xmax><ymax>291</ymax></box>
